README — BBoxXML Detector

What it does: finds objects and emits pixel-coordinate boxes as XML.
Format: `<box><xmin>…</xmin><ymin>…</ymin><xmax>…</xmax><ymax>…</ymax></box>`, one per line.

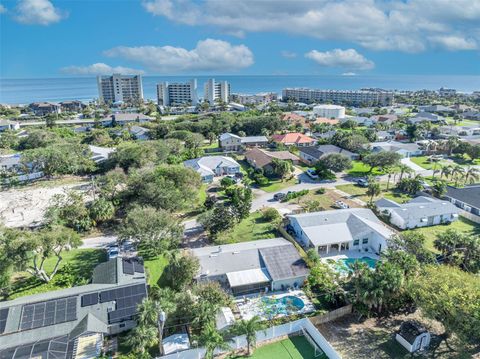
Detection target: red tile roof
<box><xmin>271</xmin><ymin>133</ymin><xmax>316</xmax><ymax>145</ymax></box>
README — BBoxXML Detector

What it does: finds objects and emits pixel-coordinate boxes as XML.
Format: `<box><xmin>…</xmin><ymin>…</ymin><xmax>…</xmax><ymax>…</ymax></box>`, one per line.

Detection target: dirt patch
<box><xmin>0</xmin><ymin>180</ymin><xmax>91</xmax><ymax>228</ymax></box>
<box><xmin>316</xmin><ymin>312</ymin><xmax>471</xmax><ymax>359</ymax></box>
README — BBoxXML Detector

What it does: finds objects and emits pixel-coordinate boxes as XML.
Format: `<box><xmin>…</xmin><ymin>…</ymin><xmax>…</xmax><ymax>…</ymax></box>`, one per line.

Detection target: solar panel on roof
<box><xmin>122</xmin><ymin>259</ymin><xmax>135</xmax><ymax>275</ymax></box>
<box><xmin>133</xmin><ymin>259</ymin><xmax>145</xmax><ymax>273</ymax></box>
<box><xmin>19</xmin><ymin>296</ymin><xmax>77</xmax><ymax>331</ymax></box>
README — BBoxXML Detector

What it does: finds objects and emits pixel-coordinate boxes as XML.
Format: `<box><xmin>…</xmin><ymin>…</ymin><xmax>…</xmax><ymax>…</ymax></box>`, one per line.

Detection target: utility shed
<box><xmin>396</xmin><ymin>321</ymin><xmax>431</xmax><ymax>353</ymax></box>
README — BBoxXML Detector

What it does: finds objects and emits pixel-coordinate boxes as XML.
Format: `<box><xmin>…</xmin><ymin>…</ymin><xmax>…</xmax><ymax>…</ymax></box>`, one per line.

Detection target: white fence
<box><xmin>160</xmin><ymin>318</ymin><xmax>341</xmax><ymax>359</ymax></box>
<box><xmin>459</xmin><ymin>210</ymin><xmax>480</xmax><ymax>224</ymax></box>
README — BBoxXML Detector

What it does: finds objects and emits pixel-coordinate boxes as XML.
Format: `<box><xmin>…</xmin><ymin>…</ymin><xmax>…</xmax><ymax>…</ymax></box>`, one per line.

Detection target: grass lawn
<box><xmin>257</xmin><ymin>176</ymin><xmax>298</xmax><ymax>193</ymax></box>
<box><xmin>445</xmin><ymin>118</ymin><xmax>479</xmax><ymax>127</ymax></box>
<box><xmin>410</xmin><ymin>156</ymin><xmax>449</xmax><ymax>170</ymax></box>
<box><xmin>336</xmin><ymin>183</ymin><xmax>414</xmax><ymax>204</ymax></box>
<box><xmin>8</xmin><ymin>248</ymin><xmax>105</xmax><ymax>300</ymax></box>
<box><xmin>346</xmin><ymin>161</ymin><xmax>385</xmax><ymax>177</ymax></box>
<box><xmin>144</xmin><ymin>255</ymin><xmax>169</xmax><ymax>287</ymax></box>
<box><xmin>229</xmin><ymin>336</ymin><xmax>327</xmax><ymax>359</ymax></box>
<box><xmin>408</xmin><ymin>217</ymin><xmax>480</xmax><ymax>253</ymax></box>
<box><xmin>216</xmin><ymin>211</ymin><xmax>279</xmax><ymax>244</ymax></box>
<box><xmin>449</xmin><ymin>154</ymin><xmax>480</xmax><ymax>166</ymax></box>
<box><xmin>292</xmin><ymin>188</ymin><xmax>362</xmax><ymax>210</ymax></box>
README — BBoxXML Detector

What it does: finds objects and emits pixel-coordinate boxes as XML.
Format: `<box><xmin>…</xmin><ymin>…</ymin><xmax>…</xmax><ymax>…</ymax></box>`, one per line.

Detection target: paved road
<box><xmin>80</xmin><ymin>234</ymin><xmax>118</xmax><ymax>249</ymax></box>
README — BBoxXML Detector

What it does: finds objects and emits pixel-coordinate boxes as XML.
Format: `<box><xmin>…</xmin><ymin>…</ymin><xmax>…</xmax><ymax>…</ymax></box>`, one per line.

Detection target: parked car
<box><xmin>306</xmin><ymin>168</ymin><xmax>319</xmax><ymax>179</ymax></box>
<box><xmin>333</xmin><ymin>200</ymin><xmax>350</xmax><ymax>209</ymax></box>
<box><xmin>273</xmin><ymin>192</ymin><xmax>286</xmax><ymax>201</ymax></box>
<box><xmin>357</xmin><ymin>178</ymin><xmax>369</xmax><ymax>187</ymax></box>
<box><xmin>107</xmin><ymin>245</ymin><xmax>119</xmax><ymax>260</ymax></box>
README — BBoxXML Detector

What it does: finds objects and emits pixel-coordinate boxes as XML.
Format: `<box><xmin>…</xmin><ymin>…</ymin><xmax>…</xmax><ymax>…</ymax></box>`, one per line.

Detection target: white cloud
<box><xmin>14</xmin><ymin>0</ymin><xmax>66</xmax><ymax>25</ymax></box>
<box><xmin>61</xmin><ymin>63</ymin><xmax>145</xmax><ymax>75</ymax></box>
<box><xmin>281</xmin><ymin>50</ymin><xmax>297</xmax><ymax>59</ymax></box>
<box><xmin>0</xmin><ymin>4</ymin><xmax>7</xmax><ymax>14</ymax></box>
<box><xmin>103</xmin><ymin>39</ymin><xmax>254</xmax><ymax>73</ymax></box>
<box><xmin>305</xmin><ymin>49</ymin><xmax>374</xmax><ymax>70</ymax></box>
<box><xmin>342</xmin><ymin>72</ymin><xmax>357</xmax><ymax>76</ymax></box>
<box><xmin>141</xmin><ymin>0</ymin><xmax>480</xmax><ymax>53</ymax></box>
<box><xmin>429</xmin><ymin>35</ymin><xmax>478</xmax><ymax>51</ymax></box>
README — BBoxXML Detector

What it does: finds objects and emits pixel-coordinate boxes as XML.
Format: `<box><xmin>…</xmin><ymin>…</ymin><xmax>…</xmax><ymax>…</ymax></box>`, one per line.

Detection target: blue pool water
<box><xmin>336</xmin><ymin>257</ymin><xmax>378</xmax><ymax>273</ymax></box>
<box><xmin>261</xmin><ymin>295</ymin><xmax>305</xmax><ymax>318</ymax></box>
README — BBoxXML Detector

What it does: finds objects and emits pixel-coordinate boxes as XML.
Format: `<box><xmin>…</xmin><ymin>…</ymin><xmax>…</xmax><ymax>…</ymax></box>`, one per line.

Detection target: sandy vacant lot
<box><xmin>0</xmin><ymin>179</ymin><xmax>91</xmax><ymax>228</ymax></box>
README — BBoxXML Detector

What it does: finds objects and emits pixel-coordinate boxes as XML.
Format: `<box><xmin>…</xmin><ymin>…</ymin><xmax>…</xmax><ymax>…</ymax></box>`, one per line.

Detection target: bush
<box><xmin>253</xmin><ymin>173</ymin><xmax>269</xmax><ymax>185</ymax></box>
<box><xmin>282</xmin><ymin>189</ymin><xmax>309</xmax><ymax>202</ymax></box>
<box><xmin>262</xmin><ymin>207</ymin><xmax>281</xmax><ymax>222</ymax></box>
<box><xmin>315</xmin><ymin>188</ymin><xmax>326</xmax><ymax>195</ymax></box>
<box><xmin>220</xmin><ymin>176</ymin><xmax>235</xmax><ymax>188</ymax></box>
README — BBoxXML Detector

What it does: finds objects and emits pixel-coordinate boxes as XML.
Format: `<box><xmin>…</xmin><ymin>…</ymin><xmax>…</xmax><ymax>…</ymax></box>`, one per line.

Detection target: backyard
<box><xmin>228</xmin><ymin>336</ymin><xmax>327</xmax><ymax>359</ymax></box>
<box><xmin>316</xmin><ymin>312</ymin><xmax>471</xmax><ymax>359</ymax></box>
<box><xmin>410</xmin><ymin>156</ymin><xmax>449</xmax><ymax>170</ymax></box>
<box><xmin>216</xmin><ymin>210</ymin><xmax>279</xmax><ymax>244</ymax></box>
<box><xmin>408</xmin><ymin>217</ymin><xmax>480</xmax><ymax>253</ymax></box>
<box><xmin>289</xmin><ymin>188</ymin><xmax>362</xmax><ymax>210</ymax></box>
<box><xmin>144</xmin><ymin>255</ymin><xmax>169</xmax><ymax>287</ymax></box>
<box><xmin>335</xmin><ymin>183</ymin><xmax>414</xmax><ymax>204</ymax></box>
<box><xmin>7</xmin><ymin>248</ymin><xmax>105</xmax><ymax>300</ymax></box>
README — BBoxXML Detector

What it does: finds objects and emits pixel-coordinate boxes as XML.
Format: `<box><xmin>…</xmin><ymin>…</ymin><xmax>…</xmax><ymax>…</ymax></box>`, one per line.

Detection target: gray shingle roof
<box><xmin>446</xmin><ymin>185</ymin><xmax>480</xmax><ymax>209</ymax></box>
<box><xmin>376</xmin><ymin>196</ymin><xmax>459</xmax><ymax>221</ymax></box>
<box><xmin>259</xmin><ymin>246</ymin><xmax>308</xmax><ymax>281</ymax></box>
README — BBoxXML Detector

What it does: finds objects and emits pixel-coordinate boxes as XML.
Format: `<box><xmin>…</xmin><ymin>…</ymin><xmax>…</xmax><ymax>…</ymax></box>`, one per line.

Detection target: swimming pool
<box><xmin>335</xmin><ymin>257</ymin><xmax>378</xmax><ymax>273</ymax></box>
<box><xmin>260</xmin><ymin>295</ymin><xmax>305</xmax><ymax>318</ymax></box>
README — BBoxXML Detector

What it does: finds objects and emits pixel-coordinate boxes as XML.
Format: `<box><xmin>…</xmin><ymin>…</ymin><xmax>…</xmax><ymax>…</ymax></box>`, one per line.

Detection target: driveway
<box><xmin>401</xmin><ymin>157</ymin><xmax>425</xmax><ymax>172</ymax></box>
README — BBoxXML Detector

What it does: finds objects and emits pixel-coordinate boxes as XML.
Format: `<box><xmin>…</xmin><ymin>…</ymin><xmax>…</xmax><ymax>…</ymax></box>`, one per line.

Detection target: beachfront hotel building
<box><xmin>204</xmin><ymin>79</ymin><xmax>231</xmax><ymax>105</ymax></box>
<box><xmin>97</xmin><ymin>74</ymin><xmax>144</xmax><ymax>104</ymax></box>
<box><xmin>156</xmin><ymin>79</ymin><xmax>199</xmax><ymax>106</ymax></box>
<box><xmin>282</xmin><ymin>88</ymin><xmax>394</xmax><ymax>106</ymax></box>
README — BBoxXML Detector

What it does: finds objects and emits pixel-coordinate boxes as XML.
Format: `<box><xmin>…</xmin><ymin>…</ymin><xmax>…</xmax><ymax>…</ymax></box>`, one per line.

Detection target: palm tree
<box><xmin>137</xmin><ymin>298</ymin><xmax>162</xmax><ymax>327</ymax></box>
<box><xmin>126</xmin><ymin>324</ymin><xmax>158</xmax><ymax>355</ymax></box>
<box><xmin>464</xmin><ymin>167</ymin><xmax>479</xmax><ymax>185</ymax></box>
<box><xmin>199</xmin><ymin>323</ymin><xmax>230</xmax><ymax>359</ymax></box>
<box><xmin>398</xmin><ymin>164</ymin><xmax>413</xmax><ymax>182</ymax></box>
<box><xmin>451</xmin><ymin>165</ymin><xmax>465</xmax><ymax>187</ymax></box>
<box><xmin>367</xmin><ymin>181</ymin><xmax>381</xmax><ymax>203</ymax></box>
<box><xmin>348</xmin><ymin>261</ymin><xmax>369</xmax><ymax>301</ymax></box>
<box><xmin>440</xmin><ymin>165</ymin><xmax>452</xmax><ymax>180</ymax></box>
<box><xmin>446</xmin><ymin>136</ymin><xmax>460</xmax><ymax>155</ymax></box>
<box><xmin>231</xmin><ymin>316</ymin><xmax>265</xmax><ymax>356</ymax></box>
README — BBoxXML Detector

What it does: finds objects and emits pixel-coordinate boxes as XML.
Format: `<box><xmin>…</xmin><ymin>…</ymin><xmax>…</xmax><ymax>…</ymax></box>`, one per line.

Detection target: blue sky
<box><xmin>1</xmin><ymin>0</ymin><xmax>480</xmax><ymax>78</ymax></box>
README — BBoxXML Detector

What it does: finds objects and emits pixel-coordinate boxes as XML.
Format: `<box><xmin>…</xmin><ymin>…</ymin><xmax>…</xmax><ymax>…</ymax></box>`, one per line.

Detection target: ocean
<box><xmin>0</xmin><ymin>75</ymin><xmax>479</xmax><ymax>105</ymax></box>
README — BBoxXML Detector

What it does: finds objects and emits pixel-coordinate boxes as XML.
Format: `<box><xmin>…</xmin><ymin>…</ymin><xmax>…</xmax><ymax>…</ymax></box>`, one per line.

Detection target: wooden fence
<box><xmin>309</xmin><ymin>304</ymin><xmax>353</xmax><ymax>326</ymax></box>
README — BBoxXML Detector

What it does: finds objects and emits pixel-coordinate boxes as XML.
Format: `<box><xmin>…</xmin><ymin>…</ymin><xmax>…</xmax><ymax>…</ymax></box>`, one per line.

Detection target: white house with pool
<box><xmin>287</xmin><ymin>208</ymin><xmax>395</xmax><ymax>257</ymax></box>
<box><xmin>190</xmin><ymin>238</ymin><xmax>309</xmax><ymax>296</ymax></box>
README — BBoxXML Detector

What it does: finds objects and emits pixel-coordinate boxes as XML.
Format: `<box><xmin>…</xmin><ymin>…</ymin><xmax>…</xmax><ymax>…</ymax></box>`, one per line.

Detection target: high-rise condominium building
<box><xmin>282</xmin><ymin>88</ymin><xmax>394</xmax><ymax>106</ymax></box>
<box><xmin>156</xmin><ymin>79</ymin><xmax>198</xmax><ymax>106</ymax></box>
<box><xmin>204</xmin><ymin>79</ymin><xmax>230</xmax><ymax>105</ymax></box>
<box><xmin>97</xmin><ymin>74</ymin><xmax>143</xmax><ymax>104</ymax></box>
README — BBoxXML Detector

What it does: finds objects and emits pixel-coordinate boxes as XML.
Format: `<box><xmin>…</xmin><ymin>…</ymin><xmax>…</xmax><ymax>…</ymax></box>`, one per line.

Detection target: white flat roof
<box><xmin>226</xmin><ymin>268</ymin><xmax>271</xmax><ymax>288</ymax></box>
<box><xmin>163</xmin><ymin>333</ymin><xmax>190</xmax><ymax>355</ymax></box>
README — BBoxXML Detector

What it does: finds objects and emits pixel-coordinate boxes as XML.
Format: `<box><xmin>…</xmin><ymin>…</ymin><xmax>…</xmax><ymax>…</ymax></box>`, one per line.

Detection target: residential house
<box><xmin>419</xmin><ymin>104</ymin><xmax>454</xmax><ymax>114</ymax></box>
<box><xmin>371</xmin><ymin>114</ymin><xmax>398</xmax><ymax>125</ymax></box>
<box><xmin>218</xmin><ymin>133</ymin><xmax>268</xmax><ymax>152</ymax></box>
<box><xmin>375</xmin><ymin>196</ymin><xmax>459</xmax><ymax>229</ymax></box>
<box><xmin>28</xmin><ymin>102</ymin><xmax>61</xmax><ymax>116</ymax></box>
<box><xmin>89</xmin><ymin>145</ymin><xmax>115</xmax><ymax>164</ymax></box>
<box><xmin>129</xmin><ymin>126</ymin><xmax>150</xmax><ymax>140</ymax></box>
<box><xmin>99</xmin><ymin>113</ymin><xmax>154</xmax><ymax>127</ymax></box>
<box><xmin>375</xmin><ymin>130</ymin><xmax>395</xmax><ymax>141</ymax></box>
<box><xmin>371</xmin><ymin>141</ymin><xmax>423</xmax><ymax>158</ymax></box>
<box><xmin>396</xmin><ymin>322</ymin><xmax>431</xmax><ymax>353</ymax></box>
<box><xmin>463</xmin><ymin>111</ymin><xmax>480</xmax><ymax>121</ymax></box>
<box><xmin>298</xmin><ymin>144</ymin><xmax>359</xmax><ymax>165</ymax></box>
<box><xmin>0</xmin><ymin>120</ymin><xmax>20</xmax><ymax>132</ymax></box>
<box><xmin>445</xmin><ymin>185</ymin><xmax>480</xmax><ymax>217</ymax></box>
<box><xmin>287</xmin><ymin>208</ymin><xmax>395</xmax><ymax>256</ymax></box>
<box><xmin>191</xmin><ymin>238</ymin><xmax>309</xmax><ymax>295</ymax></box>
<box><xmin>183</xmin><ymin>156</ymin><xmax>241</xmax><ymax>183</ymax></box>
<box><xmin>271</xmin><ymin>133</ymin><xmax>316</xmax><ymax>147</ymax></box>
<box><xmin>342</xmin><ymin>116</ymin><xmax>375</xmax><ymax>127</ymax></box>
<box><xmin>0</xmin><ymin>257</ymin><xmax>147</xmax><ymax>359</ymax></box>
<box><xmin>408</xmin><ymin>111</ymin><xmax>444</xmax><ymax>124</ymax></box>
<box><xmin>0</xmin><ymin>154</ymin><xmax>23</xmax><ymax>174</ymax></box>
<box><xmin>439</xmin><ymin>125</ymin><xmax>480</xmax><ymax>137</ymax></box>
<box><xmin>59</xmin><ymin>100</ymin><xmax>86</xmax><ymax>113</ymax></box>
<box><xmin>245</xmin><ymin>147</ymin><xmax>299</xmax><ymax>173</ymax></box>
<box><xmin>313</xmin><ymin>130</ymin><xmax>337</xmax><ymax>140</ymax></box>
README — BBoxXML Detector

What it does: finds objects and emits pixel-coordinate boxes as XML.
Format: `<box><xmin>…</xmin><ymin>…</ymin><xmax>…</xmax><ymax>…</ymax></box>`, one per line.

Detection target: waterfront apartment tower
<box><xmin>204</xmin><ymin>79</ymin><xmax>231</xmax><ymax>105</ymax></box>
<box><xmin>157</xmin><ymin>79</ymin><xmax>198</xmax><ymax>106</ymax></box>
<box><xmin>282</xmin><ymin>88</ymin><xmax>394</xmax><ymax>106</ymax></box>
<box><xmin>97</xmin><ymin>74</ymin><xmax>144</xmax><ymax>104</ymax></box>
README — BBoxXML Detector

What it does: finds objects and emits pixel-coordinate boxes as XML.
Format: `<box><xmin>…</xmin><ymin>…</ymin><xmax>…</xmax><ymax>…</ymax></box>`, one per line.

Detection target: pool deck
<box><xmin>235</xmin><ymin>290</ymin><xmax>315</xmax><ymax>321</ymax></box>
<box><xmin>320</xmin><ymin>249</ymin><xmax>380</xmax><ymax>262</ymax></box>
